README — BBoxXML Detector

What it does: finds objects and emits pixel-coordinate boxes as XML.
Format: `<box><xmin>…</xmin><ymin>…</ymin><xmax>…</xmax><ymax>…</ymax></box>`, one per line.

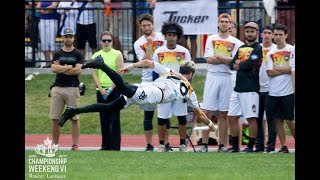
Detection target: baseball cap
<box><xmin>244</xmin><ymin>22</ymin><xmax>259</xmax><ymax>30</ymax></box>
<box><xmin>165</xmin><ymin>27</ymin><xmax>177</xmax><ymax>34</ymax></box>
<box><xmin>218</xmin><ymin>13</ymin><xmax>232</xmax><ymax>22</ymax></box>
<box><xmin>61</xmin><ymin>27</ymin><xmax>75</xmax><ymax>36</ymax></box>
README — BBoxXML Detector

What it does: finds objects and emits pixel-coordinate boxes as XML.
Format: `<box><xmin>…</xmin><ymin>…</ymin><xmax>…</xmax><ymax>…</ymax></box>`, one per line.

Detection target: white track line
<box><xmin>25</xmin><ymin>146</ymin><xmax>295</xmax><ymax>152</ymax></box>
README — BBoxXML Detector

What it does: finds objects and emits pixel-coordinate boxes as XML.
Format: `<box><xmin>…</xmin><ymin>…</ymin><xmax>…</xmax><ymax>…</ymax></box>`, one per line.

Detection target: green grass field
<box><xmin>25</xmin><ymin>150</ymin><xmax>294</xmax><ymax>179</ymax></box>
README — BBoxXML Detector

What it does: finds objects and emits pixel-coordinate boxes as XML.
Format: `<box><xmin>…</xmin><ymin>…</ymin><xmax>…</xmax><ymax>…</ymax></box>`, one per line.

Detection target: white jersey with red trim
<box><xmin>204</xmin><ymin>34</ymin><xmax>244</xmax><ymax>74</ymax></box>
<box><xmin>259</xmin><ymin>43</ymin><xmax>277</xmax><ymax>92</ymax></box>
<box><xmin>133</xmin><ymin>32</ymin><xmax>166</xmax><ymax>82</ymax></box>
<box><xmin>153</xmin><ymin>44</ymin><xmax>191</xmax><ymax>73</ymax></box>
<box><xmin>266</xmin><ymin>44</ymin><xmax>295</xmax><ymax>96</ymax></box>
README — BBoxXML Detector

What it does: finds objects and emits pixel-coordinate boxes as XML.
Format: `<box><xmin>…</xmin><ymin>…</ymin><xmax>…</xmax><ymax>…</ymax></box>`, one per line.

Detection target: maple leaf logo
<box><xmin>34</xmin><ymin>137</ymin><xmax>59</xmax><ymax>157</ymax></box>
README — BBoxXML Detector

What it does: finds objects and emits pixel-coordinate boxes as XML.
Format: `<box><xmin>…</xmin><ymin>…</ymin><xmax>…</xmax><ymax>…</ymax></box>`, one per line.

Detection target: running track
<box><xmin>25</xmin><ymin>134</ymin><xmax>295</xmax><ymax>151</ymax></box>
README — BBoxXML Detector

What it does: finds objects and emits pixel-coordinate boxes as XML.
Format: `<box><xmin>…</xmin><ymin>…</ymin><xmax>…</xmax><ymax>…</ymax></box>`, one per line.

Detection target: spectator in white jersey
<box><xmin>153</xmin><ymin>21</ymin><xmax>192</xmax><ymax>152</ymax></box>
<box><xmin>255</xmin><ymin>25</ymin><xmax>277</xmax><ymax>153</ymax></box>
<box><xmin>58</xmin><ymin>56</ymin><xmax>218</xmax><ymax>135</ymax></box>
<box><xmin>133</xmin><ymin>14</ymin><xmax>166</xmax><ymax>152</ymax></box>
<box><xmin>199</xmin><ymin>13</ymin><xmax>244</xmax><ymax>152</ymax></box>
<box><xmin>266</xmin><ymin>24</ymin><xmax>295</xmax><ymax>153</ymax></box>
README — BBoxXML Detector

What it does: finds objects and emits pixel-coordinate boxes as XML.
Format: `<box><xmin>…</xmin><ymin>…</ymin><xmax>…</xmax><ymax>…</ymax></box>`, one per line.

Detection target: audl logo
<box><xmin>28</xmin><ymin>137</ymin><xmax>68</xmax><ymax>179</ymax></box>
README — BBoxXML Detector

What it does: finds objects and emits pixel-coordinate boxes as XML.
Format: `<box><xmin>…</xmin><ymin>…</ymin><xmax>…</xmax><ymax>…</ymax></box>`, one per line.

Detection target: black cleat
<box><xmin>226</xmin><ymin>147</ymin><xmax>240</xmax><ymax>153</ymax></box>
<box><xmin>278</xmin><ymin>146</ymin><xmax>289</xmax><ymax>153</ymax></box>
<box><xmin>145</xmin><ymin>144</ymin><xmax>154</xmax><ymax>152</ymax></box>
<box><xmin>254</xmin><ymin>147</ymin><xmax>265</xmax><ymax>152</ymax></box>
<box><xmin>241</xmin><ymin>147</ymin><xmax>254</xmax><ymax>153</ymax></box>
<box><xmin>264</xmin><ymin>146</ymin><xmax>275</xmax><ymax>153</ymax></box>
<box><xmin>165</xmin><ymin>143</ymin><xmax>174</xmax><ymax>152</ymax></box>
<box><xmin>82</xmin><ymin>55</ymin><xmax>105</xmax><ymax>69</ymax></box>
<box><xmin>59</xmin><ymin>106</ymin><xmax>77</xmax><ymax>127</ymax></box>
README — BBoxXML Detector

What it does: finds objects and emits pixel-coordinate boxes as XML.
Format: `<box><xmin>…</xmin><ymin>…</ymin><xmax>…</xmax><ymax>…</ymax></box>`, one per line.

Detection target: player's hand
<box><xmin>208</xmin><ymin>121</ymin><xmax>218</xmax><ymax>132</ymax></box>
<box><xmin>53</xmin><ymin>60</ymin><xmax>60</xmax><ymax>65</ymax></box>
<box><xmin>214</xmin><ymin>54</ymin><xmax>222</xmax><ymax>60</ymax></box>
<box><xmin>118</xmin><ymin>67</ymin><xmax>130</xmax><ymax>75</ymax></box>
<box><xmin>233</xmin><ymin>64</ymin><xmax>239</xmax><ymax>70</ymax></box>
<box><xmin>146</xmin><ymin>36</ymin><xmax>153</xmax><ymax>45</ymax></box>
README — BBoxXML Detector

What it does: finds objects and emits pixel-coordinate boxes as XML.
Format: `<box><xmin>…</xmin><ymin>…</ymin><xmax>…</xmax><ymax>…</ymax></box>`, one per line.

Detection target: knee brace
<box><xmin>143</xmin><ymin>111</ymin><xmax>154</xmax><ymax>131</ymax></box>
<box><xmin>178</xmin><ymin>116</ymin><xmax>187</xmax><ymax>125</ymax></box>
<box><xmin>158</xmin><ymin>118</ymin><xmax>169</xmax><ymax>126</ymax></box>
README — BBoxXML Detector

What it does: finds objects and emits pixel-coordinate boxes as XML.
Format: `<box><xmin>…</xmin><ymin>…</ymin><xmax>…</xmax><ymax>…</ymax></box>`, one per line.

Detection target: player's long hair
<box><xmin>161</xmin><ymin>21</ymin><xmax>183</xmax><ymax>39</ymax></box>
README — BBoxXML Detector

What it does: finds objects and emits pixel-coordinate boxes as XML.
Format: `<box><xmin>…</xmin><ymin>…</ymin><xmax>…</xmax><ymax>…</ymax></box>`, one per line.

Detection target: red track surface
<box><xmin>25</xmin><ymin>134</ymin><xmax>295</xmax><ymax>149</ymax></box>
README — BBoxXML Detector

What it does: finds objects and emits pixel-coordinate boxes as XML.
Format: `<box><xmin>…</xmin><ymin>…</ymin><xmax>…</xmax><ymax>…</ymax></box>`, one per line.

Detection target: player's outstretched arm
<box><xmin>118</xmin><ymin>59</ymin><xmax>155</xmax><ymax>74</ymax></box>
<box><xmin>193</xmin><ymin>107</ymin><xmax>217</xmax><ymax>132</ymax></box>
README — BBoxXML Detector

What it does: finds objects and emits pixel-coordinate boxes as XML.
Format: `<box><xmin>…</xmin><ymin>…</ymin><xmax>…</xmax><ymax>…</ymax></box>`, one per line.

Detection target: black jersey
<box><xmin>52</xmin><ymin>48</ymin><xmax>84</xmax><ymax>87</ymax></box>
<box><xmin>230</xmin><ymin>42</ymin><xmax>262</xmax><ymax>93</ymax></box>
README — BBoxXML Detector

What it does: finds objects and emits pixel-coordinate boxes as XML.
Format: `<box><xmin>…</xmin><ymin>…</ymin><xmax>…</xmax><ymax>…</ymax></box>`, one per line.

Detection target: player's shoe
<box><xmin>82</xmin><ymin>55</ymin><xmax>105</xmax><ymax>69</ymax></box>
<box><xmin>197</xmin><ymin>145</ymin><xmax>208</xmax><ymax>152</ymax></box>
<box><xmin>218</xmin><ymin>145</ymin><xmax>228</xmax><ymax>152</ymax></box>
<box><xmin>226</xmin><ymin>147</ymin><xmax>240</xmax><ymax>153</ymax></box>
<box><xmin>158</xmin><ymin>144</ymin><xmax>165</xmax><ymax>152</ymax></box>
<box><xmin>278</xmin><ymin>146</ymin><xmax>289</xmax><ymax>153</ymax></box>
<box><xmin>59</xmin><ymin>106</ymin><xmax>77</xmax><ymax>127</ymax></box>
<box><xmin>241</xmin><ymin>147</ymin><xmax>254</xmax><ymax>153</ymax></box>
<box><xmin>165</xmin><ymin>143</ymin><xmax>174</xmax><ymax>152</ymax></box>
<box><xmin>71</xmin><ymin>145</ymin><xmax>80</xmax><ymax>151</ymax></box>
<box><xmin>254</xmin><ymin>147</ymin><xmax>265</xmax><ymax>152</ymax></box>
<box><xmin>179</xmin><ymin>144</ymin><xmax>187</xmax><ymax>152</ymax></box>
<box><xmin>145</xmin><ymin>144</ymin><xmax>154</xmax><ymax>152</ymax></box>
<box><xmin>264</xmin><ymin>146</ymin><xmax>276</xmax><ymax>153</ymax></box>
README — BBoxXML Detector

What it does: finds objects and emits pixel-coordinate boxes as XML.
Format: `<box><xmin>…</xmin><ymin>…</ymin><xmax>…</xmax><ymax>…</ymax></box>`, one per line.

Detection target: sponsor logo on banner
<box><xmin>154</xmin><ymin>0</ymin><xmax>218</xmax><ymax>35</ymax></box>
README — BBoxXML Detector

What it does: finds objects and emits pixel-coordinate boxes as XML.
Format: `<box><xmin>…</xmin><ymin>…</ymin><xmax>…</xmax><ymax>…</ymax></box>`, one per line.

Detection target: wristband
<box><xmin>102</xmin><ymin>94</ymin><xmax>108</xmax><ymax>100</ymax></box>
<box><xmin>106</xmin><ymin>88</ymin><xmax>113</xmax><ymax>94</ymax></box>
<box><xmin>127</xmin><ymin>63</ymin><xmax>136</xmax><ymax>71</ymax></box>
<box><xmin>208</xmin><ymin>120</ymin><xmax>213</xmax><ymax>127</ymax></box>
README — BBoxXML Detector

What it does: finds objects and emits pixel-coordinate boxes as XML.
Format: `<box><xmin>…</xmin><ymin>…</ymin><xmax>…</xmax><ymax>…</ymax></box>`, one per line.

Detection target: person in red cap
<box><xmin>199</xmin><ymin>13</ymin><xmax>244</xmax><ymax>153</ymax></box>
<box><xmin>227</xmin><ymin>21</ymin><xmax>263</xmax><ymax>153</ymax></box>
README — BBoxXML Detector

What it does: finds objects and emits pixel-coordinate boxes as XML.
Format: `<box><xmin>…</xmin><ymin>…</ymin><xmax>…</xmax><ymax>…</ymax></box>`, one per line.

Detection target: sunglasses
<box><xmin>101</xmin><ymin>39</ymin><xmax>112</xmax><ymax>43</ymax></box>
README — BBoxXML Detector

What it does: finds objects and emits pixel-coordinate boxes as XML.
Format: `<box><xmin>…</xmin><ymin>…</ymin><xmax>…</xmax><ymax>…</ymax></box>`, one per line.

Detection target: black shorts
<box><xmin>76</xmin><ymin>23</ymin><xmax>97</xmax><ymax>49</ymax></box>
<box><xmin>266</xmin><ymin>94</ymin><xmax>295</xmax><ymax>121</ymax></box>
